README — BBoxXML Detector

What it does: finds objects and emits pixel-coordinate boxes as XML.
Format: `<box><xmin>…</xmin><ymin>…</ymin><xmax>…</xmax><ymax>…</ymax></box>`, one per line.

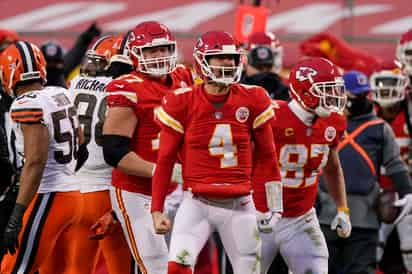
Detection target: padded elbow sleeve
<box><xmin>103</xmin><ymin>134</ymin><xmax>131</xmax><ymax>167</ymax></box>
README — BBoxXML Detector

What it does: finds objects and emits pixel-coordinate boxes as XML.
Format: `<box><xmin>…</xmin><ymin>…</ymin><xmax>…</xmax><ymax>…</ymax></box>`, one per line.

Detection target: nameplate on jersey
<box><xmin>75</xmin><ymin>78</ymin><xmax>107</xmax><ymax>92</ymax></box>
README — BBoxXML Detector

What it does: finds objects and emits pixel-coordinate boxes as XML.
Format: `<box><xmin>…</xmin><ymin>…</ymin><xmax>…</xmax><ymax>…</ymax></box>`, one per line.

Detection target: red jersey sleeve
<box><xmin>151</xmin><ymin>125</ymin><xmax>183</xmax><ymax>212</ymax></box>
<box><xmin>106</xmin><ymin>75</ymin><xmax>141</xmax><ymax>108</ymax></box>
<box><xmin>252</xmin><ymin>121</ymin><xmax>282</xmax><ymax>212</ymax></box>
<box><xmin>251</xmin><ymin>87</ymin><xmax>275</xmax><ymax>130</ymax></box>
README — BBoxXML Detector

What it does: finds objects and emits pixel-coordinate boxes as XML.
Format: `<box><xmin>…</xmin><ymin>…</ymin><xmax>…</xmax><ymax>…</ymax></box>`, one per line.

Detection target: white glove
<box><xmin>151</xmin><ymin>163</ymin><xmax>183</xmax><ymax>184</ymax></box>
<box><xmin>257</xmin><ymin>211</ymin><xmax>281</xmax><ymax>234</ymax></box>
<box><xmin>331</xmin><ymin>210</ymin><xmax>351</xmax><ymax>238</ymax></box>
<box><xmin>394</xmin><ymin>193</ymin><xmax>412</xmax><ymax>224</ymax></box>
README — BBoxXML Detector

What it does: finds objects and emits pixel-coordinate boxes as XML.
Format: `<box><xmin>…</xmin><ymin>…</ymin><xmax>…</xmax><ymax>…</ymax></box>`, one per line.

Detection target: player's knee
<box><xmin>168</xmin><ymin>261</ymin><xmax>192</xmax><ymax>274</ymax></box>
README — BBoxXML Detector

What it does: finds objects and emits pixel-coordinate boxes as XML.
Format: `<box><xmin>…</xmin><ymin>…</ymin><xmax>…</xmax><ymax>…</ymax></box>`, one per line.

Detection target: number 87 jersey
<box><xmin>272</xmin><ymin>100</ymin><xmax>346</xmax><ymax>217</ymax></box>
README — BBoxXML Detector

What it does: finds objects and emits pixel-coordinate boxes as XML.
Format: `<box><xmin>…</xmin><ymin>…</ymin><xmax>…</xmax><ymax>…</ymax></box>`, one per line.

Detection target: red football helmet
<box><xmin>127</xmin><ymin>21</ymin><xmax>177</xmax><ymax>76</ymax></box>
<box><xmin>370</xmin><ymin>60</ymin><xmax>409</xmax><ymax>107</ymax></box>
<box><xmin>194</xmin><ymin>31</ymin><xmax>243</xmax><ymax>85</ymax></box>
<box><xmin>247</xmin><ymin>31</ymin><xmax>283</xmax><ymax>73</ymax></box>
<box><xmin>289</xmin><ymin>57</ymin><xmax>346</xmax><ymax>117</ymax></box>
<box><xmin>0</xmin><ymin>41</ymin><xmax>46</xmax><ymax>97</ymax></box>
<box><xmin>397</xmin><ymin>29</ymin><xmax>412</xmax><ymax>76</ymax></box>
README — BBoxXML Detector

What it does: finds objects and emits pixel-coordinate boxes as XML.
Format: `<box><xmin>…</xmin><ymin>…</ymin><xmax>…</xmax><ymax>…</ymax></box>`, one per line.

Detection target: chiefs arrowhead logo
<box><xmin>296</xmin><ymin>67</ymin><xmax>317</xmax><ymax>82</ymax></box>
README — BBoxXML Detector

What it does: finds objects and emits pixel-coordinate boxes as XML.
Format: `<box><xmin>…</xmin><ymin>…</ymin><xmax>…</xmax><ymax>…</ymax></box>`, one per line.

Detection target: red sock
<box><xmin>168</xmin><ymin>262</ymin><xmax>192</xmax><ymax>274</ymax></box>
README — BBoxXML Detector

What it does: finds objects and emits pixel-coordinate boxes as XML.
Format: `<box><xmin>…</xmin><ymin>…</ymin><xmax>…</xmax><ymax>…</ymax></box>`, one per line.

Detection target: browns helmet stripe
<box><xmin>91</xmin><ymin>35</ymin><xmax>111</xmax><ymax>51</ymax></box>
<box><xmin>15</xmin><ymin>41</ymin><xmax>36</xmax><ymax>73</ymax></box>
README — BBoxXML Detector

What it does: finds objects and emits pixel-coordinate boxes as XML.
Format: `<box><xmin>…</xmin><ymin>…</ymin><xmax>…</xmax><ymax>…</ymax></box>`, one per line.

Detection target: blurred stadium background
<box><xmin>1</xmin><ymin>0</ymin><xmax>410</xmax><ymax>69</ymax></box>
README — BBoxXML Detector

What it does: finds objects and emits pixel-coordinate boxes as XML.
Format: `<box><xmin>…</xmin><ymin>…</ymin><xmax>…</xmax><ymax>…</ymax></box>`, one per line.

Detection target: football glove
<box><xmin>331</xmin><ymin>208</ymin><xmax>351</xmax><ymax>238</ymax></box>
<box><xmin>0</xmin><ymin>203</ymin><xmax>25</xmax><ymax>261</ymax></box>
<box><xmin>89</xmin><ymin>210</ymin><xmax>118</xmax><ymax>240</ymax></box>
<box><xmin>257</xmin><ymin>211</ymin><xmax>281</xmax><ymax>234</ymax></box>
<box><xmin>394</xmin><ymin>193</ymin><xmax>412</xmax><ymax>224</ymax></box>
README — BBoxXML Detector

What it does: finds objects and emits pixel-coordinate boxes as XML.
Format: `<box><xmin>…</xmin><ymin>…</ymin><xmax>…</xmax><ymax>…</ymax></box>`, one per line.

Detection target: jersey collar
<box><xmin>288</xmin><ymin>99</ymin><xmax>315</xmax><ymax>126</ymax></box>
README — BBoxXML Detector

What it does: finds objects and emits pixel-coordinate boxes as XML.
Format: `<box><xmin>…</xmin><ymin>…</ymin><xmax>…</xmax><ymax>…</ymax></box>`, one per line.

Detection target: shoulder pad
<box><xmin>114</xmin><ymin>73</ymin><xmax>143</xmax><ymax>83</ymax></box>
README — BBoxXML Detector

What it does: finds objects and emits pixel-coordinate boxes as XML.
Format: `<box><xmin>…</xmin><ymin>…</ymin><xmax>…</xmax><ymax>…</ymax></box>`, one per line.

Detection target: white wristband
<box><xmin>265</xmin><ymin>181</ymin><xmax>283</xmax><ymax>213</ymax></box>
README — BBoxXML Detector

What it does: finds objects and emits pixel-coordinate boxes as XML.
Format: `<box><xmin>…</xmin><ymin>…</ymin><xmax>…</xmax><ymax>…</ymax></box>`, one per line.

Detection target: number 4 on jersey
<box><xmin>209</xmin><ymin>124</ymin><xmax>238</xmax><ymax>168</ymax></box>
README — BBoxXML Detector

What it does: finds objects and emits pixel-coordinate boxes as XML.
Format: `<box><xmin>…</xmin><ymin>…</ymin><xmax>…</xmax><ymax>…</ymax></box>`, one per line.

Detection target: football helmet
<box><xmin>82</xmin><ymin>35</ymin><xmax>118</xmax><ymax>76</ymax></box>
<box><xmin>127</xmin><ymin>21</ymin><xmax>177</xmax><ymax>76</ymax></box>
<box><xmin>397</xmin><ymin>29</ymin><xmax>412</xmax><ymax>76</ymax></box>
<box><xmin>370</xmin><ymin>61</ymin><xmax>409</xmax><ymax>107</ymax></box>
<box><xmin>289</xmin><ymin>57</ymin><xmax>346</xmax><ymax>117</ymax></box>
<box><xmin>0</xmin><ymin>41</ymin><xmax>46</xmax><ymax>97</ymax></box>
<box><xmin>193</xmin><ymin>31</ymin><xmax>243</xmax><ymax>85</ymax></box>
<box><xmin>110</xmin><ymin>31</ymin><xmax>133</xmax><ymax>66</ymax></box>
<box><xmin>247</xmin><ymin>31</ymin><xmax>283</xmax><ymax>73</ymax></box>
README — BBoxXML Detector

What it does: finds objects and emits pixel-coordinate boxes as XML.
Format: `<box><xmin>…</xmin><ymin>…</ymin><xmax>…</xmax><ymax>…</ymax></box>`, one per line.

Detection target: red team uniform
<box><xmin>107</xmin><ymin>65</ymin><xmax>192</xmax><ymax>195</ymax></box>
<box><xmin>152</xmin><ymin>83</ymin><xmax>277</xmax><ymax>209</ymax></box>
<box><xmin>152</xmin><ymin>31</ymin><xmax>282</xmax><ymax>274</ymax></box>
<box><xmin>257</xmin><ymin>57</ymin><xmax>349</xmax><ymax>274</ymax></box>
<box><xmin>106</xmin><ymin>65</ymin><xmax>193</xmax><ymax>274</ymax></box>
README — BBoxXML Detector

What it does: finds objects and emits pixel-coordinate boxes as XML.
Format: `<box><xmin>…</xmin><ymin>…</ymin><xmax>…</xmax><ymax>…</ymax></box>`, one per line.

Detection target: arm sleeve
<box><xmin>252</xmin><ymin>121</ymin><xmax>282</xmax><ymax>212</ymax></box>
<box><xmin>10</xmin><ymin>95</ymin><xmax>44</xmax><ymax>124</ymax></box>
<box><xmin>151</xmin><ymin>126</ymin><xmax>183</xmax><ymax>212</ymax></box>
<box><xmin>383</xmin><ymin>122</ymin><xmax>409</xmax><ymax>175</ymax></box>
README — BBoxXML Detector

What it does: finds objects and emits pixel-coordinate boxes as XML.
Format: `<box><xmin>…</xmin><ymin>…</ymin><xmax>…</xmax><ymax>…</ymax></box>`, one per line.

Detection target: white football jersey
<box><xmin>69</xmin><ymin>75</ymin><xmax>113</xmax><ymax>192</ymax></box>
<box><xmin>10</xmin><ymin>86</ymin><xmax>79</xmax><ymax>193</ymax></box>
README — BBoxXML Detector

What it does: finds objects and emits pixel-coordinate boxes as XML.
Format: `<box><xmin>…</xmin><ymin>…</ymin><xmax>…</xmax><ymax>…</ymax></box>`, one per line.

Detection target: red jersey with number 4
<box><xmin>156</xmin><ymin>83</ymin><xmax>274</xmax><ymax>197</ymax></box>
<box><xmin>272</xmin><ymin>100</ymin><xmax>346</xmax><ymax>217</ymax></box>
<box><xmin>106</xmin><ymin>65</ymin><xmax>193</xmax><ymax>195</ymax></box>
<box><xmin>379</xmin><ymin>108</ymin><xmax>411</xmax><ymax>190</ymax></box>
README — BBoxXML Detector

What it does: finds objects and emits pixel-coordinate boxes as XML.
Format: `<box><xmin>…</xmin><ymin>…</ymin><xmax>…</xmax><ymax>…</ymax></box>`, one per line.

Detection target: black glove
<box><xmin>0</xmin><ymin>203</ymin><xmax>26</xmax><ymax>261</ymax></box>
<box><xmin>80</xmin><ymin>22</ymin><xmax>102</xmax><ymax>43</ymax></box>
<box><xmin>75</xmin><ymin>143</ymin><xmax>89</xmax><ymax>172</ymax></box>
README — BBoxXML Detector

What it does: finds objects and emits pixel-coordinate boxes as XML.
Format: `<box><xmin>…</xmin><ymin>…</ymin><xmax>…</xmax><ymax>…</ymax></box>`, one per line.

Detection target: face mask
<box><xmin>346</xmin><ymin>95</ymin><xmax>372</xmax><ymax>117</ymax></box>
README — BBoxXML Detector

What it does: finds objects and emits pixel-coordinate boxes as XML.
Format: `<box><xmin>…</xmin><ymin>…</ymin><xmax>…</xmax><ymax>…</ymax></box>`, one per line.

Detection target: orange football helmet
<box><xmin>0</xmin><ymin>41</ymin><xmax>46</xmax><ymax>97</ymax></box>
<box><xmin>82</xmin><ymin>35</ymin><xmax>118</xmax><ymax>76</ymax></box>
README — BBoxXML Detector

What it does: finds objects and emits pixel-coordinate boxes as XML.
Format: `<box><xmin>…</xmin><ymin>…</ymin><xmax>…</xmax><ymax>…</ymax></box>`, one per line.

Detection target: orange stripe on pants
<box><xmin>115</xmin><ymin>188</ymin><xmax>148</xmax><ymax>274</ymax></box>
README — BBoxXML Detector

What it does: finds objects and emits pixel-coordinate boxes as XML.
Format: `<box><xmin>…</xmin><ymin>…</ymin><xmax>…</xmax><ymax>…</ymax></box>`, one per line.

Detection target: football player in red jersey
<box><xmin>151</xmin><ymin>30</ymin><xmax>283</xmax><ymax>274</ymax></box>
<box><xmin>257</xmin><ymin>57</ymin><xmax>351</xmax><ymax>274</ymax></box>
<box><xmin>102</xmin><ymin>21</ymin><xmax>193</xmax><ymax>274</ymax></box>
<box><xmin>372</xmin><ymin>59</ymin><xmax>412</xmax><ymax>274</ymax></box>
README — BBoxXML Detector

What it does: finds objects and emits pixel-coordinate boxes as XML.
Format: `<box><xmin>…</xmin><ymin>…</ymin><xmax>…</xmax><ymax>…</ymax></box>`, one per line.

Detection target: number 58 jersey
<box><xmin>10</xmin><ymin>86</ymin><xmax>80</xmax><ymax>193</ymax></box>
<box><xmin>272</xmin><ymin>100</ymin><xmax>346</xmax><ymax>217</ymax></box>
<box><xmin>69</xmin><ymin>75</ymin><xmax>113</xmax><ymax>192</ymax></box>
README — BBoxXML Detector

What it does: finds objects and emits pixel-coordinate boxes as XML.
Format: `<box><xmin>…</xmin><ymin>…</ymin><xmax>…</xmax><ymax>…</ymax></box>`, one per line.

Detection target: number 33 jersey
<box><xmin>157</xmin><ymin>83</ymin><xmax>274</xmax><ymax>197</ymax></box>
<box><xmin>10</xmin><ymin>86</ymin><xmax>80</xmax><ymax>193</ymax></box>
<box><xmin>272</xmin><ymin>100</ymin><xmax>346</xmax><ymax>217</ymax></box>
<box><xmin>69</xmin><ymin>75</ymin><xmax>113</xmax><ymax>192</ymax></box>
